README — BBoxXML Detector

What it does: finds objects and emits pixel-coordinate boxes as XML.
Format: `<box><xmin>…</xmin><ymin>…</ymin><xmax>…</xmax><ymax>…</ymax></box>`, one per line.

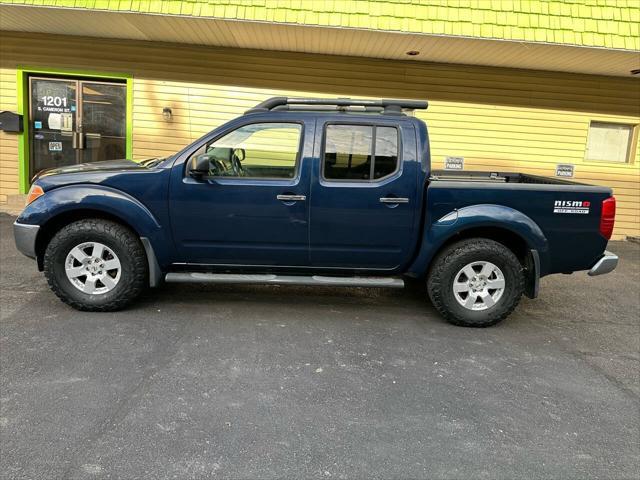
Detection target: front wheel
<box><xmin>43</xmin><ymin>219</ymin><xmax>147</xmax><ymax>311</ymax></box>
<box><xmin>427</xmin><ymin>238</ymin><xmax>524</xmax><ymax>327</ymax></box>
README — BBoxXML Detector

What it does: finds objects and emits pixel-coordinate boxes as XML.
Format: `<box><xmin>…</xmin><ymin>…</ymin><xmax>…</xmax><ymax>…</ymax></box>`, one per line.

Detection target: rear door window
<box><xmin>373</xmin><ymin>126</ymin><xmax>399</xmax><ymax>179</ymax></box>
<box><xmin>323</xmin><ymin>124</ymin><xmax>399</xmax><ymax>181</ymax></box>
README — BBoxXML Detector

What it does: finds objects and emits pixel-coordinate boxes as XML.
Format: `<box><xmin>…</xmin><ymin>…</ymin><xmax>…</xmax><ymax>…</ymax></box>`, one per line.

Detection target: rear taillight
<box><xmin>599</xmin><ymin>196</ymin><xmax>616</xmax><ymax>240</ymax></box>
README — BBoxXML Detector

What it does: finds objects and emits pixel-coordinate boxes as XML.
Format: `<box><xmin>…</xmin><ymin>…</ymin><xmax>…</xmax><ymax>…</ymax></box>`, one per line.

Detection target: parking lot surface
<box><xmin>1</xmin><ymin>213</ymin><xmax>639</xmax><ymax>479</ymax></box>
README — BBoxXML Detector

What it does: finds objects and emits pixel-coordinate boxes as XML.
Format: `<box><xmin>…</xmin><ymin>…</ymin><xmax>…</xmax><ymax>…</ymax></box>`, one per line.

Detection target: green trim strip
<box><xmin>126</xmin><ymin>78</ymin><xmax>133</xmax><ymax>159</ymax></box>
<box><xmin>16</xmin><ymin>69</ymin><xmax>29</xmax><ymax>194</ymax></box>
<box><xmin>15</xmin><ymin>66</ymin><xmax>134</xmax><ymax>193</ymax></box>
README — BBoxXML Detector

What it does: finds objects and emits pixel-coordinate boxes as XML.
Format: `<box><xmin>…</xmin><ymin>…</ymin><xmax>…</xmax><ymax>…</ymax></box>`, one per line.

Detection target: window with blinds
<box><xmin>585</xmin><ymin>121</ymin><xmax>635</xmax><ymax>163</ymax></box>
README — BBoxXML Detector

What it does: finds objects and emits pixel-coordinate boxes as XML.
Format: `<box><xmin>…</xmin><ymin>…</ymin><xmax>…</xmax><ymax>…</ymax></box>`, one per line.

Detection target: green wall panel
<box><xmin>1</xmin><ymin>0</ymin><xmax>638</xmax><ymax>50</ymax></box>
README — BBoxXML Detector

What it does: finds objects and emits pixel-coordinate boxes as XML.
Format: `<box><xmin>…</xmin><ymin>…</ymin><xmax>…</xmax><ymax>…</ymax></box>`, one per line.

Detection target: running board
<box><xmin>164</xmin><ymin>272</ymin><xmax>404</xmax><ymax>288</ymax></box>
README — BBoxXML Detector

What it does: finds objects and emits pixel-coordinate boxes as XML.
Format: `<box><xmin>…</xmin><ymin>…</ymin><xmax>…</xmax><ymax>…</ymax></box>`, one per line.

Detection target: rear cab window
<box><xmin>323</xmin><ymin>124</ymin><xmax>400</xmax><ymax>181</ymax></box>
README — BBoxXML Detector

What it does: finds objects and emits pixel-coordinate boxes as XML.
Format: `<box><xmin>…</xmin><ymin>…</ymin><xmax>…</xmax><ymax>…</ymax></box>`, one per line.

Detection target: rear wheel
<box><xmin>427</xmin><ymin>238</ymin><xmax>524</xmax><ymax>327</ymax></box>
<box><xmin>44</xmin><ymin>219</ymin><xmax>147</xmax><ymax>311</ymax></box>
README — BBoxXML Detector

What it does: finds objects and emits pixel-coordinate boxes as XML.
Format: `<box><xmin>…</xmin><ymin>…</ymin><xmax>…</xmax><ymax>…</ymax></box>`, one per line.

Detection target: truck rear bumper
<box><xmin>588</xmin><ymin>251</ymin><xmax>618</xmax><ymax>276</ymax></box>
<box><xmin>13</xmin><ymin>221</ymin><xmax>39</xmax><ymax>259</ymax></box>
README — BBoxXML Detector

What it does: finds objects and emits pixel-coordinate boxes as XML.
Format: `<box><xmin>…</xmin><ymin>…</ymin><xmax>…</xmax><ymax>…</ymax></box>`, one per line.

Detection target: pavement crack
<box><xmin>574</xmin><ymin>350</ymin><xmax>640</xmax><ymax>363</ymax></box>
<box><xmin>569</xmin><ymin>350</ymin><xmax>640</xmax><ymax>403</ymax></box>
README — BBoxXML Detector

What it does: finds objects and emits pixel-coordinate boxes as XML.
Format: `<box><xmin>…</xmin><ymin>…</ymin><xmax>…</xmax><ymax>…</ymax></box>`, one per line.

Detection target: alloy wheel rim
<box><xmin>64</xmin><ymin>242</ymin><xmax>121</xmax><ymax>294</ymax></box>
<box><xmin>452</xmin><ymin>261</ymin><xmax>505</xmax><ymax>311</ymax></box>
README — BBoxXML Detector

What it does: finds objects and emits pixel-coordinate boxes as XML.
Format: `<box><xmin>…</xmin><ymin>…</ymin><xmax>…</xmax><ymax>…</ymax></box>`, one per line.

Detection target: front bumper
<box><xmin>588</xmin><ymin>250</ymin><xmax>618</xmax><ymax>276</ymax></box>
<box><xmin>13</xmin><ymin>221</ymin><xmax>40</xmax><ymax>259</ymax></box>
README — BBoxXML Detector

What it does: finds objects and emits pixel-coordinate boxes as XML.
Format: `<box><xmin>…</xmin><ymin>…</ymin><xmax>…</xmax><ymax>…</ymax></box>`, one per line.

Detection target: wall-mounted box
<box><xmin>0</xmin><ymin>111</ymin><xmax>23</xmax><ymax>133</ymax></box>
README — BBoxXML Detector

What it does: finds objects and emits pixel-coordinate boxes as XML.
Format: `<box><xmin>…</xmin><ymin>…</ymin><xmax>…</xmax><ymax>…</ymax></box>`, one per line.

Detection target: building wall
<box><xmin>0</xmin><ymin>32</ymin><xmax>638</xmax><ymax>239</ymax></box>
<box><xmin>0</xmin><ymin>66</ymin><xmax>19</xmax><ymax>201</ymax></box>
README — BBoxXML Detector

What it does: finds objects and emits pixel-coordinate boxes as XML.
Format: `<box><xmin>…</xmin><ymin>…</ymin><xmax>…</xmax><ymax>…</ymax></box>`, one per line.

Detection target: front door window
<box><xmin>29</xmin><ymin>76</ymin><xmax>126</xmax><ymax>179</ymax></box>
<box><xmin>195</xmin><ymin>122</ymin><xmax>302</xmax><ymax>179</ymax></box>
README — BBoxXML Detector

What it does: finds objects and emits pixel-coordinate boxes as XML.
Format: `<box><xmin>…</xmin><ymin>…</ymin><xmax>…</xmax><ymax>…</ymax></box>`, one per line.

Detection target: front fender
<box><xmin>17</xmin><ymin>184</ymin><xmax>171</xmax><ymax>268</ymax></box>
<box><xmin>407</xmin><ymin>204</ymin><xmax>549</xmax><ymax>277</ymax></box>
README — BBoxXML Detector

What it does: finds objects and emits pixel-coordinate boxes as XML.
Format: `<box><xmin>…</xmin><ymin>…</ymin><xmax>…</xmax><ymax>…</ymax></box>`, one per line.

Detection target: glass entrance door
<box><xmin>29</xmin><ymin>77</ymin><xmax>126</xmax><ymax>179</ymax></box>
<box><xmin>29</xmin><ymin>77</ymin><xmax>77</xmax><ymax>174</ymax></box>
<box><xmin>79</xmin><ymin>81</ymin><xmax>127</xmax><ymax>163</ymax></box>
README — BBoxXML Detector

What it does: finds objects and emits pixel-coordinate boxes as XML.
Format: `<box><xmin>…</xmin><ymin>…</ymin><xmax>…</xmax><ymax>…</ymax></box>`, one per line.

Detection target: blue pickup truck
<box><xmin>14</xmin><ymin>97</ymin><xmax>618</xmax><ymax>327</ymax></box>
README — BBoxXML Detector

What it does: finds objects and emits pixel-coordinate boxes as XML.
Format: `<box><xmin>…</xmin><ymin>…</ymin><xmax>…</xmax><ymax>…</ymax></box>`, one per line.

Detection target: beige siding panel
<box><xmin>0</xmin><ymin>32</ymin><xmax>638</xmax><ymax>239</ymax></box>
<box><xmin>0</xmin><ymin>67</ymin><xmax>19</xmax><ymax>201</ymax></box>
<box><xmin>0</xmin><ymin>129</ymin><xmax>19</xmax><ymax>197</ymax></box>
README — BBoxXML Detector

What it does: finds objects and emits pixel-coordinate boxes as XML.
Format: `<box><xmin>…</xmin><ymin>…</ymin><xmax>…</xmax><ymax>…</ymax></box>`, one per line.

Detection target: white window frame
<box><xmin>584</xmin><ymin>120</ymin><xmax>637</xmax><ymax>164</ymax></box>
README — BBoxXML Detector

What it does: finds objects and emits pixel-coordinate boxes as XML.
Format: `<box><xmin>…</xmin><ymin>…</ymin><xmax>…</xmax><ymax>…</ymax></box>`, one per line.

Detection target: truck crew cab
<box><xmin>14</xmin><ymin>97</ymin><xmax>618</xmax><ymax>327</ymax></box>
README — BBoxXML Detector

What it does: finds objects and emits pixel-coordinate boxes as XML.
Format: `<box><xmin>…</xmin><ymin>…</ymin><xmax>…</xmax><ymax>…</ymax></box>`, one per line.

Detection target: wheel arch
<box><xmin>35</xmin><ymin>208</ymin><xmax>141</xmax><ymax>270</ymax></box>
<box><xmin>408</xmin><ymin>204</ymin><xmax>548</xmax><ymax>298</ymax></box>
<box><xmin>438</xmin><ymin>224</ymin><xmax>535</xmax><ymax>261</ymax></box>
<box><xmin>424</xmin><ymin>225</ymin><xmax>541</xmax><ymax>299</ymax></box>
<box><xmin>18</xmin><ymin>184</ymin><xmax>168</xmax><ymax>281</ymax></box>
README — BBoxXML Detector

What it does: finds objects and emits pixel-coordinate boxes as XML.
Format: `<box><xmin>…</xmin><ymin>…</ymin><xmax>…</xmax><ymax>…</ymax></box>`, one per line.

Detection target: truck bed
<box><xmin>430</xmin><ymin>170</ymin><xmax>583</xmax><ymax>186</ymax></box>
<box><xmin>426</xmin><ymin>170</ymin><xmax>613</xmax><ymax>277</ymax></box>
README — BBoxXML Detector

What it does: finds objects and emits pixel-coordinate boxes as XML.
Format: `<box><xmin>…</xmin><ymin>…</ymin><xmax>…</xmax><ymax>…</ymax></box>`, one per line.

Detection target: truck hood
<box><xmin>36</xmin><ymin>159</ymin><xmax>146</xmax><ymax>179</ymax></box>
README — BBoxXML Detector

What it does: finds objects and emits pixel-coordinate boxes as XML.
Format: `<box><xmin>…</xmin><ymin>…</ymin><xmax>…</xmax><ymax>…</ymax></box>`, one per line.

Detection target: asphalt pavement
<box><xmin>1</xmin><ymin>213</ymin><xmax>638</xmax><ymax>479</ymax></box>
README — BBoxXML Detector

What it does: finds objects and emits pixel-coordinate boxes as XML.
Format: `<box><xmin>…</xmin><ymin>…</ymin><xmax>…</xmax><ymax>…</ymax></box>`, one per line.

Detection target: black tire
<box><xmin>43</xmin><ymin>219</ymin><xmax>147</xmax><ymax>311</ymax></box>
<box><xmin>427</xmin><ymin>238</ymin><xmax>524</xmax><ymax>327</ymax></box>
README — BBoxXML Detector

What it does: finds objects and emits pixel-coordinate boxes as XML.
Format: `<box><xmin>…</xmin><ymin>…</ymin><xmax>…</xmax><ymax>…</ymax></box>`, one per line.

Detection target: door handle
<box><xmin>380</xmin><ymin>197</ymin><xmax>409</xmax><ymax>204</ymax></box>
<box><xmin>277</xmin><ymin>194</ymin><xmax>306</xmax><ymax>202</ymax></box>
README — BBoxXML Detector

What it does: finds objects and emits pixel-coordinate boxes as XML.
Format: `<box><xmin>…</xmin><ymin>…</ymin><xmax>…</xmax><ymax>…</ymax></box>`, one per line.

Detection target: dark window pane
<box><xmin>324</xmin><ymin>125</ymin><xmax>373</xmax><ymax>180</ymax></box>
<box><xmin>31</xmin><ymin>79</ymin><xmax>77</xmax><ymax>130</ymax></box>
<box><xmin>81</xmin><ymin>136</ymin><xmax>126</xmax><ymax>163</ymax></box>
<box><xmin>374</xmin><ymin>127</ymin><xmax>398</xmax><ymax>179</ymax></box>
<box><xmin>81</xmin><ymin>82</ymin><xmax>126</xmax><ymax>137</ymax></box>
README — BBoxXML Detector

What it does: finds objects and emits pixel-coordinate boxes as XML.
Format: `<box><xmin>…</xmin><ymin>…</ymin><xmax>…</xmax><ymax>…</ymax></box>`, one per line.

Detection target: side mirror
<box><xmin>189</xmin><ymin>154</ymin><xmax>210</xmax><ymax>178</ymax></box>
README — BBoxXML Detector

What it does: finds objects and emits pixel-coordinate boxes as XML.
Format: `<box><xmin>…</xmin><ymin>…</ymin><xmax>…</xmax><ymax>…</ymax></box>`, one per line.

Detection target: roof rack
<box><xmin>245</xmin><ymin>97</ymin><xmax>428</xmax><ymax>115</ymax></box>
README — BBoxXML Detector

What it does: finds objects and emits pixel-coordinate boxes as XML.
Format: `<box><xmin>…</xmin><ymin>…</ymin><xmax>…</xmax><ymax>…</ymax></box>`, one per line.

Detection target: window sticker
<box><xmin>48</xmin><ymin>113</ymin><xmax>62</xmax><ymax>130</ymax></box>
<box><xmin>60</xmin><ymin>113</ymin><xmax>73</xmax><ymax>132</ymax></box>
<box><xmin>34</xmin><ymin>121</ymin><xmax>42</xmax><ymax>129</ymax></box>
<box><xmin>48</xmin><ymin>141</ymin><xmax>62</xmax><ymax>152</ymax></box>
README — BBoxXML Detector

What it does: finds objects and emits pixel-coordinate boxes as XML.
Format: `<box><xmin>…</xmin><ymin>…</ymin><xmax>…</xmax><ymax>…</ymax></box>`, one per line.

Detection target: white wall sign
<box><xmin>445</xmin><ymin>156</ymin><xmax>464</xmax><ymax>170</ymax></box>
<box><xmin>556</xmin><ymin>164</ymin><xmax>575</xmax><ymax>177</ymax></box>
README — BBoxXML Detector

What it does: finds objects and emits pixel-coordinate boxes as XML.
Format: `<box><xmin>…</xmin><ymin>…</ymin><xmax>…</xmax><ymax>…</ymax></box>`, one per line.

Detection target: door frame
<box><xmin>16</xmin><ymin>66</ymin><xmax>133</xmax><ymax>193</ymax></box>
